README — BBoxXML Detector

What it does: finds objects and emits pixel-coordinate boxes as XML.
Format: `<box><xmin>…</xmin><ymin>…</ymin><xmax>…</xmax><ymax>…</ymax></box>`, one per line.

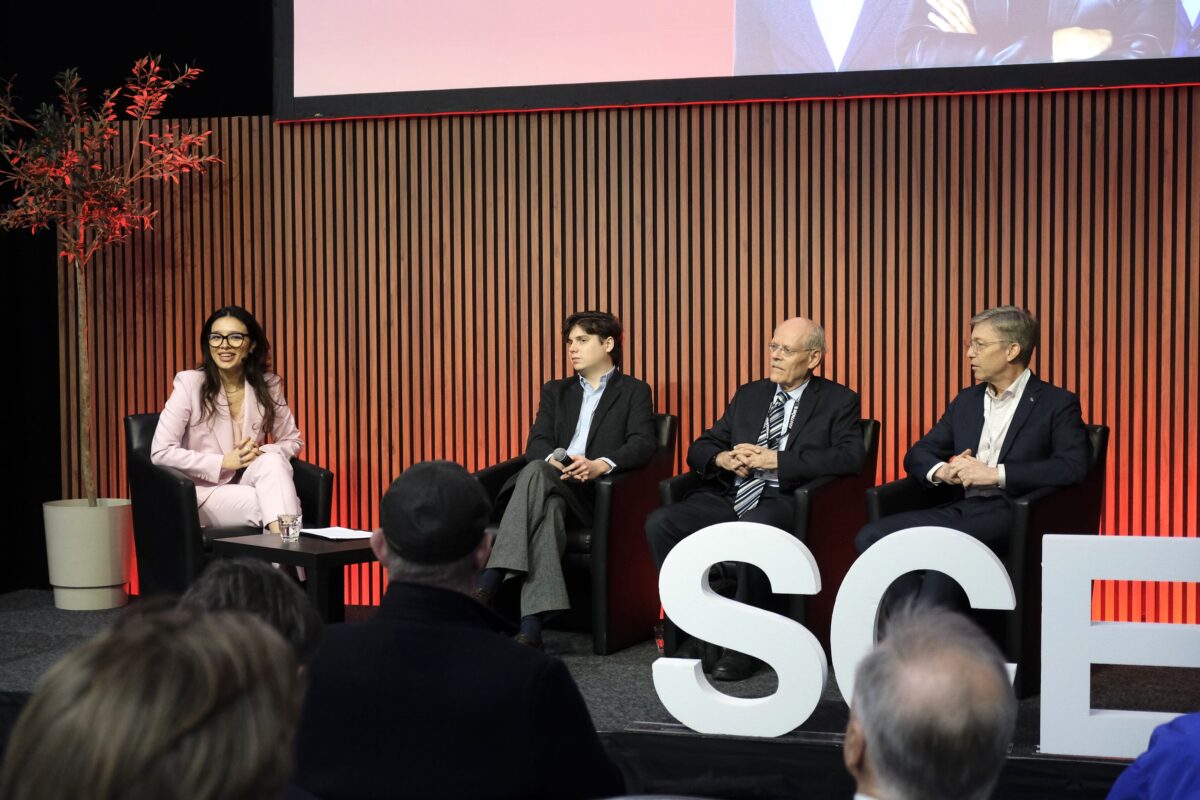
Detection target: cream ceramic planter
<box><xmin>43</xmin><ymin>499</ymin><xmax>133</xmax><ymax>610</ymax></box>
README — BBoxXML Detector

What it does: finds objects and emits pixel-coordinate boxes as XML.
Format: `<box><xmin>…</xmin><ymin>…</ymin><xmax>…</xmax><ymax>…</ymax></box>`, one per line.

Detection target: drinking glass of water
<box><xmin>278</xmin><ymin>513</ymin><xmax>302</xmax><ymax>542</ymax></box>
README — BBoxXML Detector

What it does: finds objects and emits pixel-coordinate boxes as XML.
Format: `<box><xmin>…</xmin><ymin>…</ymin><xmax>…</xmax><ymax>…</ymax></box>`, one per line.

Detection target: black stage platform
<box><xmin>3</xmin><ymin>590</ymin><xmax>1196</xmax><ymax>798</ymax></box>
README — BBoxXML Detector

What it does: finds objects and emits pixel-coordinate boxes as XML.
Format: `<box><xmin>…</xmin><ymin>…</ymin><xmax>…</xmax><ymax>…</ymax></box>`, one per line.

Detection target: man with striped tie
<box><xmin>645</xmin><ymin>316</ymin><xmax>864</xmax><ymax>681</ymax></box>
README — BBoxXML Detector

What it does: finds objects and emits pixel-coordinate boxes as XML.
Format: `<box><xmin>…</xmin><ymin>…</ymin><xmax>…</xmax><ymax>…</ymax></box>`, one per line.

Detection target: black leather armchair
<box><xmin>124</xmin><ymin>413</ymin><xmax>334</xmax><ymax>596</ymax></box>
<box><xmin>474</xmin><ymin>413</ymin><xmax>678</xmax><ymax>655</ymax></box>
<box><xmin>659</xmin><ymin>419</ymin><xmax>882</xmax><ymax>655</ymax></box>
<box><xmin>865</xmin><ymin>423</ymin><xmax>1109</xmax><ymax>697</ymax></box>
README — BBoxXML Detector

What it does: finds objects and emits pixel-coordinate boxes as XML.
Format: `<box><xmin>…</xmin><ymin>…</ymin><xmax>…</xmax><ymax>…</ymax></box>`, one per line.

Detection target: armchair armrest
<box><xmin>475</xmin><ymin>457</ymin><xmax>526</xmax><ymax>502</ymax></box>
<box><xmin>292</xmin><ymin>458</ymin><xmax>334</xmax><ymax>528</ymax></box>
<box><xmin>590</xmin><ymin>450</ymin><xmax>676</xmax><ymax>654</ymax></box>
<box><xmin>659</xmin><ymin>471</ymin><xmax>705</xmax><ymax>506</ymax></box>
<box><xmin>866</xmin><ymin>477</ymin><xmax>959</xmax><ymax>522</ymax></box>
<box><xmin>1007</xmin><ymin>482</ymin><xmax>1098</xmax><ymax>606</ymax></box>
<box><xmin>791</xmin><ymin>476</ymin><xmax>838</xmax><ymax>537</ymax></box>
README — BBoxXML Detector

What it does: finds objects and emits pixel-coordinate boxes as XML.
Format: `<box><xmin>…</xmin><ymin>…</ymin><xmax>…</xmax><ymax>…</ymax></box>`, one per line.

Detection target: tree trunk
<box><xmin>74</xmin><ymin>261</ymin><xmax>97</xmax><ymax>506</ymax></box>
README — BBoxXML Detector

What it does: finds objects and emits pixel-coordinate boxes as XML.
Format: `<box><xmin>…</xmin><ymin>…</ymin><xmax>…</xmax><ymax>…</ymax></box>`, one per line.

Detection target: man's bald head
<box><xmin>847</xmin><ymin>607</ymin><xmax>1016</xmax><ymax>800</ymax></box>
<box><xmin>768</xmin><ymin>317</ymin><xmax>825</xmax><ymax>389</ymax></box>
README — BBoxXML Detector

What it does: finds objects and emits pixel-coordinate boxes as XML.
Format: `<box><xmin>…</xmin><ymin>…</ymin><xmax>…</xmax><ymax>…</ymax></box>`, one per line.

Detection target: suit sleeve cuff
<box><xmin>927</xmin><ymin>462</ymin><xmax>946</xmax><ymax>484</ymax></box>
<box><xmin>599</xmin><ymin>457</ymin><xmax>616</xmax><ymax>473</ymax></box>
<box><xmin>997</xmin><ymin>464</ymin><xmax>1006</xmax><ymax>489</ymax></box>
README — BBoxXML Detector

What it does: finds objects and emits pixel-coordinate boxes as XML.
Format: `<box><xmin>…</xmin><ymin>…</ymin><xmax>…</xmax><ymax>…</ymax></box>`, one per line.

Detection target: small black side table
<box><xmin>210</xmin><ymin>533</ymin><xmax>376</xmax><ymax>622</ymax></box>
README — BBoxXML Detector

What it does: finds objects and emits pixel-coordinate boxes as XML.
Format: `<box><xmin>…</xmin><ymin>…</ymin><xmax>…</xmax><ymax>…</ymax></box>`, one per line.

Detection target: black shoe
<box><xmin>672</xmin><ymin>637</ymin><xmax>721</xmax><ymax>672</ymax></box>
<box><xmin>712</xmin><ymin>650</ymin><xmax>760</xmax><ymax>682</ymax></box>
<box><xmin>674</xmin><ymin>637</ymin><xmax>705</xmax><ymax>659</ymax></box>
<box><xmin>514</xmin><ymin>632</ymin><xmax>544</xmax><ymax>650</ymax></box>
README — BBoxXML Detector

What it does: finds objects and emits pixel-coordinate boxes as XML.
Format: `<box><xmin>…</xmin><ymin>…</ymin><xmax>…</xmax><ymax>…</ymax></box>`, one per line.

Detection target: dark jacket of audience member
<box><xmin>0</xmin><ymin>609</ymin><xmax>301</xmax><ymax>800</ymax></box>
<box><xmin>292</xmin><ymin>461</ymin><xmax>625</xmax><ymax>800</ymax></box>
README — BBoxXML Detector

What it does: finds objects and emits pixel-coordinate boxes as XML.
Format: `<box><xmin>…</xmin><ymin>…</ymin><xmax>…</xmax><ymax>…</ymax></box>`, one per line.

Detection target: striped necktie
<box><xmin>732</xmin><ymin>392</ymin><xmax>787</xmax><ymax>517</ymax></box>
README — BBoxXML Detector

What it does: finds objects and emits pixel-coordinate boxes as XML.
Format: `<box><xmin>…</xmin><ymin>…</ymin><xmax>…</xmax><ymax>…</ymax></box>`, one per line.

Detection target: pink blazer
<box><xmin>150</xmin><ymin>370</ymin><xmax>304</xmax><ymax>507</ymax></box>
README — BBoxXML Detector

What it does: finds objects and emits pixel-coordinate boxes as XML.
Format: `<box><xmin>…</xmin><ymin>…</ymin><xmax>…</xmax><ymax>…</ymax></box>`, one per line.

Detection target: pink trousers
<box><xmin>197</xmin><ymin>452</ymin><xmax>301</xmax><ymax>529</ymax></box>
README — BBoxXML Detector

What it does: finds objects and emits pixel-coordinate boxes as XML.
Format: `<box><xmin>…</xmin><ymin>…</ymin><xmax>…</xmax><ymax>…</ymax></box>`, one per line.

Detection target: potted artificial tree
<box><xmin>1</xmin><ymin>56</ymin><xmax>220</xmax><ymax>609</ymax></box>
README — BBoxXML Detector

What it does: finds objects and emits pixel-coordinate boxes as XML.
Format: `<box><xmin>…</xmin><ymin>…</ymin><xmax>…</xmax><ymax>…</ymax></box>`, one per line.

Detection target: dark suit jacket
<box><xmin>904</xmin><ymin>372</ymin><xmax>1090</xmax><ymax>498</ymax></box>
<box><xmin>898</xmin><ymin>0</ymin><xmax>1173</xmax><ymax>66</ymax></box>
<box><xmin>523</xmin><ymin>371</ymin><xmax>656</xmax><ymax>472</ymax></box>
<box><xmin>687</xmin><ymin>376</ymin><xmax>865</xmax><ymax>494</ymax></box>
<box><xmin>293</xmin><ymin>583</ymin><xmax>625</xmax><ymax>800</ymax></box>
<box><xmin>735</xmin><ymin>0</ymin><xmax>911</xmax><ymax>74</ymax></box>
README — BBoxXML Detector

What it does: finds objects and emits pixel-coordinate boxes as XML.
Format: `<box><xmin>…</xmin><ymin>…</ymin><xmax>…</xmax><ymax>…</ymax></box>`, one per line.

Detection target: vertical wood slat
<box><xmin>61</xmin><ymin>87</ymin><xmax>1197</xmax><ymax>621</ymax></box>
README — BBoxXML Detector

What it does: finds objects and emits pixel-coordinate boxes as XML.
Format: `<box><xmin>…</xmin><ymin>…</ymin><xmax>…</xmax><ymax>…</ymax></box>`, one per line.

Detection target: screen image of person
<box><xmin>897</xmin><ymin>0</ymin><xmax>1175</xmax><ymax>65</ymax></box>
<box><xmin>735</xmin><ymin>0</ymin><xmax>912</xmax><ymax>74</ymax></box>
<box><xmin>150</xmin><ymin>305</ymin><xmax>304</xmax><ymax>534</ymax></box>
<box><xmin>1173</xmin><ymin>0</ymin><xmax>1200</xmax><ymax>54</ymax></box>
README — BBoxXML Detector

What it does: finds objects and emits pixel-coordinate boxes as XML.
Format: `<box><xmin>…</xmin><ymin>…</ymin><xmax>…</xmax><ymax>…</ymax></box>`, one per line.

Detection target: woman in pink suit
<box><xmin>151</xmin><ymin>306</ymin><xmax>304</xmax><ymax>532</ymax></box>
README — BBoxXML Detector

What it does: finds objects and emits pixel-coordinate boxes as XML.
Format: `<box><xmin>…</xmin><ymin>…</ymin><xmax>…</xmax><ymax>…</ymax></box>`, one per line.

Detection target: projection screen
<box><xmin>275</xmin><ymin>0</ymin><xmax>1200</xmax><ymax>120</ymax></box>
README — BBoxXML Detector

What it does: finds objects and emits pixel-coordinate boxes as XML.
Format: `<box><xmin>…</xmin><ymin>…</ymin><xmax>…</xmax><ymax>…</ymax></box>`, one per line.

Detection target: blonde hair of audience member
<box><xmin>0</xmin><ymin>609</ymin><xmax>302</xmax><ymax>800</ymax></box>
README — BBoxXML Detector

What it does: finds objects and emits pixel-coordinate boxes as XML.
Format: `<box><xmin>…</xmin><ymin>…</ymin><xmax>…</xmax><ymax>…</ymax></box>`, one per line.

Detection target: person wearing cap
<box><xmin>474</xmin><ymin>310</ymin><xmax>656</xmax><ymax>648</ymax></box>
<box><xmin>291</xmin><ymin>461</ymin><xmax>625</xmax><ymax>800</ymax></box>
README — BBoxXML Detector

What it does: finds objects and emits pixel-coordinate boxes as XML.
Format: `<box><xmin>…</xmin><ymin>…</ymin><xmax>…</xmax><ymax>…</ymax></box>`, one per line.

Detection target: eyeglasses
<box><xmin>767</xmin><ymin>343</ymin><xmax>814</xmax><ymax>358</ymax></box>
<box><xmin>208</xmin><ymin>332</ymin><xmax>248</xmax><ymax>348</ymax></box>
<box><xmin>964</xmin><ymin>338</ymin><xmax>1009</xmax><ymax>352</ymax></box>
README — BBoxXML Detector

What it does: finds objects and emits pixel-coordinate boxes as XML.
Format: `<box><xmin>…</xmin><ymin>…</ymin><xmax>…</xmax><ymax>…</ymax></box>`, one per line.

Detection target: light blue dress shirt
<box><xmin>549</xmin><ymin>367</ymin><xmax>619</xmax><ymax>471</ymax></box>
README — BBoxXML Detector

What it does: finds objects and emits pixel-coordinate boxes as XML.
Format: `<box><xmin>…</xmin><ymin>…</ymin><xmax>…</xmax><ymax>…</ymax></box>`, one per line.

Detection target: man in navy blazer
<box><xmin>856</xmin><ymin>305</ymin><xmax>1090</xmax><ymax>610</ymax></box>
<box><xmin>646</xmin><ymin>317</ymin><xmax>865</xmax><ymax>681</ymax></box>
<box><xmin>475</xmin><ymin>311</ymin><xmax>656</xmax><ymax>648</ymax></box>
<box><xmin>292</xmin><ymin>462</ymin><xmax>625</xmax><ymax>800</ymax></box>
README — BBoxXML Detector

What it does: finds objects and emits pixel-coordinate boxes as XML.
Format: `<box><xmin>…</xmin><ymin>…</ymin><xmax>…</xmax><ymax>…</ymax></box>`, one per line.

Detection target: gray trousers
<box><xmin>486</xmin><ymin>460</ymin><xmax>591</xmax><ymax>618</ymax></box>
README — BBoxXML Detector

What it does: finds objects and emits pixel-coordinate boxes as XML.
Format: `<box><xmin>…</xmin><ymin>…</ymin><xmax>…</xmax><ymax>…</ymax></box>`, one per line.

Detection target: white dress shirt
<box><xmin>927</xmin><ymin>368</ymin><xmax>1032</xmax><ymax>491</ymax></box>
<box><xmin>811</xmin><ymin>0</ymin><xmax>868</xmax><ymax>69</ymax></box>
<box><xmin>1184</xmin><ymin>0</ymin><xmax>1200</xmax><ymax>26</ymax></box>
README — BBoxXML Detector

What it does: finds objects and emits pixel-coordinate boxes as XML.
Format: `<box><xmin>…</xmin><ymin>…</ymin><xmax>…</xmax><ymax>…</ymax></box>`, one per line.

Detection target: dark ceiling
<box><xmin>0</xmin><ymin>1</ymin><xmax>274</xmax><ymax>119</ymax></box>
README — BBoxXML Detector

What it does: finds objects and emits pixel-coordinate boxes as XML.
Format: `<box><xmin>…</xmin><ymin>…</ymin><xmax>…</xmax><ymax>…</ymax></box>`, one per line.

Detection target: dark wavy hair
<box><xmin>197</xmin><ymin>306</ymin><xmax>283</xmax><ymax>435</ymax></box>
<box><xmin>180</xmin><ymin>558</ymin><xmax>324</xmax><ymax>665</ymax></box>
<box><xmin>563</xmin><ymin>310</ymin><xmax>623</xmax><ymax>369</ymax></box>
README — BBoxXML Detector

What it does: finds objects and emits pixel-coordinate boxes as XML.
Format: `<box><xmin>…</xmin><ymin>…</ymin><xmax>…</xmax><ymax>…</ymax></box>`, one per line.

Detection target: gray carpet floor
<box><xmin>0</xmin><ymin>590</ymin><xmax>126</xmax><ymax>694</ymax></box>
<box><xmin>2</xmin><ymin>589</ymin><xmax>1196</xmax><ymax>753</ymax></box>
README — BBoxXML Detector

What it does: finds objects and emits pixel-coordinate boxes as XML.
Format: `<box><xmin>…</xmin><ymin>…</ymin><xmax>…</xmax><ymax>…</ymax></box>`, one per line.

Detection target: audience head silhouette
<box><xmin>844</xmin><ymin>605</ymin><xmax>1017</xmax><ymax>800</ymax></box>
<box><xmin>180</xmin><ymin>556</ymin><xmax>325</xmax><ymax>664</ymax></box>
<box><xmin>373</xmin><ymin>460</ymin><xmax>493</xmax><ymax>592</ymax></box>
<box><xmin>0</xmin><ymin>608</ymin><xmax>302</xmax><ymax>800</ymax></box>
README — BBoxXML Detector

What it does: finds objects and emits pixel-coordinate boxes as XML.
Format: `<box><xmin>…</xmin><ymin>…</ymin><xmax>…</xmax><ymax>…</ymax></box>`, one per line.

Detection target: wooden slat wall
<box><xmin>62</xmin><ymin>86</ymin><xmax>1198</xmax><ymax>623</ymax></box>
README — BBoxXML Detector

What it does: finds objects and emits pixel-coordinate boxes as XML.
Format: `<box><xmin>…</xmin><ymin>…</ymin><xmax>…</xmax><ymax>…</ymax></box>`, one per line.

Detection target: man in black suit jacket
<box><xmin>645</xmin><ymin>317</ymin><xmax>865</xmax><ymax>681</ymax></box>
<box><xmin>855</xmin><ymin>305</ymin><xmax>1090</xmax><ymax>610</ymax></box>
<box><xmin>476</xmin><ymin>311</ymin><xmax>656</xmax><ymax>648</ymax></box>
<box><xmin>292</xmin><ymin>461</ymin><xmax>625</xmax><ymax>800</ymax></box>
